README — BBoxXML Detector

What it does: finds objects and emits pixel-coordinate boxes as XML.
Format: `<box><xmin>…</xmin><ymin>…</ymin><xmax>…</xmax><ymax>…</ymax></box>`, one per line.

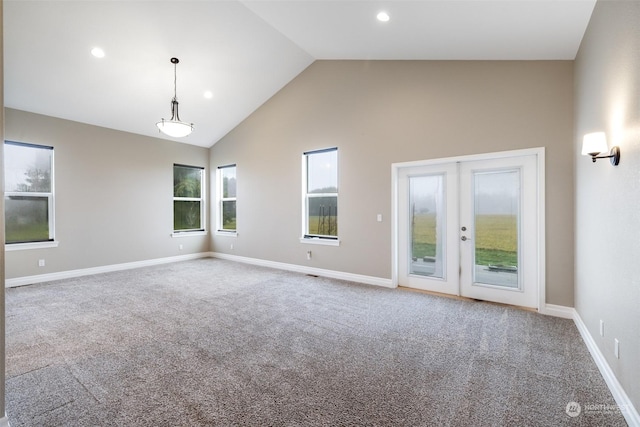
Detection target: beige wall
<box><xmin>574</xmin><ymin>0</ymin><xmax>640</xmax><ymax>411</ymax></box>
<box><xmin>210</xmin><ymin>60</ymin><xmax>575</xmax><ymax>306</ymax></box>
<box><xmin>5</xmin><ymin>109</ymin><xmax>210</xmax><ymax>280</ymax></box>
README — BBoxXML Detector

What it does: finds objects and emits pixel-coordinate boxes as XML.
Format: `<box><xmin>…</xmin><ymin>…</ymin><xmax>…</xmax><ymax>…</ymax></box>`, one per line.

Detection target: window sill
<box><xmin>215</xmin><ymin>230</ymin><xmax>238</xmax><ymax>237</ymax></box>
<box><xmin>171</xmin><ymin>231</ymin><xmax>208</xmax><ymax>238</ymax></box>
<box><xmin>6</xmin><ymin>241</ymin><xmax>59</xmax><ymax>251</ymax></box>
<box><xmin>299</xmin><ymin>237</ymin><xmax>340</xmax><ymax>247</ymax></box>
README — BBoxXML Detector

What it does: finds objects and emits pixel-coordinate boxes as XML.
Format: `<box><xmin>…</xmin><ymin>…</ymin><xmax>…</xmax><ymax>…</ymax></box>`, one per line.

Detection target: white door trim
<box><xmin>391</xmin><ymin>147</ymin><xmax>546</xmax><ymax>311</ymax></box>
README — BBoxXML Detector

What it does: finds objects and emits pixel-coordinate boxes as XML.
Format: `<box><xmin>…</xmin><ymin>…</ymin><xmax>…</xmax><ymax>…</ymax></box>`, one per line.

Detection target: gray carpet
<box><xmin>6</xmin><ymin>258</ymin><xmax>627</xmax><ymax>426</ymax></box>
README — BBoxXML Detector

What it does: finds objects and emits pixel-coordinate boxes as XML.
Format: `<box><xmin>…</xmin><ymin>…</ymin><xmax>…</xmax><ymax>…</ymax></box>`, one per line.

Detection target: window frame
<box><xmin>216</xmin><ymin>164</ymin><xmax>237</xmax><ymax>235</ymax></box>
<box><xmin>300</xmin><ymin>147</ymin><xmax>339</xmax><ymax>246</ymax></box>
<box><xmin>4</xmin><ymin>140</ymin><xmax>58</xmax><ymax>250</ymax></box>
<box><xmin>172</xmin><ymin>163</ymin><xmax>206</xmax><ymax>236</ymax></box>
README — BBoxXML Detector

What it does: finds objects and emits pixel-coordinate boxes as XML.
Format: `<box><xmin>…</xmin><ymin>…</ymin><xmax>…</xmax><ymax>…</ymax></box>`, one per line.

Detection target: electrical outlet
<box><xmin>377</xmin><ymin>214</ymin><xmax>383</xmax><ymax>222</ymax></box>
<box><xmin>600</xmin><ymin>320</ymin><xmax>604</xmax><ymax>337</ymax></box>
<box><xmin>614</xmin><ymin>339</ymin><xmax>620</xmax><ymax>359</ymax></box>
<box><xmin>307</xmin><ymin>251</ymin><xmax>312</xmax><ymax>260</ymax></box>
<box><xmin>179</xmin><ymin>244</ymin><xmax>183</xmax><ymax>251</ymax></box>
<box><xmin>230</xmin><ymin>243</ymin><xmax>234</xmax><ymax>250</ymax></box>
<box><xmin>38</xmin><ymin>259</ymin><xmax>45</xmax><ymax>267</ymax></box>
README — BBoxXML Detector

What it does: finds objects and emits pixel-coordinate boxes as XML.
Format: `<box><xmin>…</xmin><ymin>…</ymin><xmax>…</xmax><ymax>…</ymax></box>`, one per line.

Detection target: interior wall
<box><xmin>574</xmin><ymin>0</ymin><xmax>640</xmax><ymax>411</ymax></box>
<box><xmin>4</xmin><ymin>109</ymin><xmax>210</xmax><ymax>280</ymax></box>
<box><xmin>210</xmin><ymin>60</ymin><xmax>575</xmax><ymax>306</ymax></box>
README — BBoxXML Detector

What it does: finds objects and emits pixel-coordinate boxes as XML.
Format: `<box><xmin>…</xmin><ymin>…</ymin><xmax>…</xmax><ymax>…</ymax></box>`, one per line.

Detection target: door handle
<box><xmin>461</xmin><ymin>236</ymin><xmax>470</xmax><ymax>241</ymax></box>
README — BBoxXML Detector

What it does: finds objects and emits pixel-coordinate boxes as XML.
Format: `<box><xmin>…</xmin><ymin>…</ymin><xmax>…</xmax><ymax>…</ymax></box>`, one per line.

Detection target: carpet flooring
<box><xmin>6</xmin><ymin>258</ymin><xmax>628</xmax><ymax>426</ymax></box>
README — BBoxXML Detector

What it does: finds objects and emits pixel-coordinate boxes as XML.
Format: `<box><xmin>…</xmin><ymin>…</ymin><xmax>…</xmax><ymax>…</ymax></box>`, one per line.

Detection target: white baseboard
<box><xmin>573</xmin><ymin>309</ymin><xmax>640</xmax><ymax>426</ymax></box>
<box><xmin>541</xmin><ymin>303</ymin><xmax>575</xmax><ymax>319</ymax></box>
<box><xmin>525</xmin><ymin>303</ymin><xmax>639</xmax><ymax>425</ymax></box>
<box><xmin>6</xmin><ymin>251</ymin><xmax>393</xmax><ymax>289</ymax></box>
<box><xmin>209</xmin><ymin>252</ymin><xmax>394</xmax><ymax>288</ymax></box>
<box><xmin>4</xmin><ymin>252</ymin><xmax>211</xmax><ymax>288</ymax></box>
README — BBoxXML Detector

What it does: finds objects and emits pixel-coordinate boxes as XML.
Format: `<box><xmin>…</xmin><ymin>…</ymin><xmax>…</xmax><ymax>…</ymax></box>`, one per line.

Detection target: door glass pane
<box><xmin>409</xmin><ymin>174</ymin><xmax>445</xmax><ymax>278</ymax></box>
<box><xmin>473</xmin><ymin>169</ymin><xmax>519</xmax><ymax>288</ymax></box>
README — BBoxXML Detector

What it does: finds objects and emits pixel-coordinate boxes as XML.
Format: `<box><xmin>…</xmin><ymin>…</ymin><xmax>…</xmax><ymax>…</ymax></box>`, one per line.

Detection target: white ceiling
<box><xmin>4</xmin><ymin>0</ymin><xmax>596</xmax><ymax>148</ymax></box>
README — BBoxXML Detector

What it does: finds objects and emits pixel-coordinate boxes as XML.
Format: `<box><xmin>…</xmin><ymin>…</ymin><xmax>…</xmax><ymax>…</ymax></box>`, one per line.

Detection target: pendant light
<box><xmin>156</xmin><ymin>57</ymin><xmax>194</xmax><ymax>138</ymax></box>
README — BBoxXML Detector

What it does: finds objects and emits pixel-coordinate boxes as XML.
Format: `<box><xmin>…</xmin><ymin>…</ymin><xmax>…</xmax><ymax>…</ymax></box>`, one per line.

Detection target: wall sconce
<box><xmin>581</xmin><ymin>132</ymin><xmax>620</xmax><ymax>165</ymax></box>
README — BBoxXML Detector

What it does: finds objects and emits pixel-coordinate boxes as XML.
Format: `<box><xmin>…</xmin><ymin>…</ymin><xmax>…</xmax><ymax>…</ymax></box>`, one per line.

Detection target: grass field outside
<box><xmin>412</xmin><ymin>213</ymin><xmax>517</xmax><ymax>266</ymax></box>
<box><xmin>221</xmin><ymin>219</ymin><xmax>236</xmax><ymax>231</ymax></box>
<box><xmin>308</xmin><ymin>215</ymin><xmax>338</xmax><ymax>236</ymax></box>
<box><xmin>5</xmin><ymin>222</ymin><xmax>49</xmax><ymax>244</ymax></box>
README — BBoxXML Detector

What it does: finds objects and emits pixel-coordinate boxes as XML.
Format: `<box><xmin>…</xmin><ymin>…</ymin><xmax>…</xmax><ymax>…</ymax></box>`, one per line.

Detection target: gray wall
<box><xmin>5</xmin><ymin>109</ymin><xmax>210</xmax><ymax>280</ymax></box>
<box><xmin>574</xmin><ymin>1</ymin><xmax>640</xmax><ymax>411</ymax></box>
<box><xmin>210</xmin><ymin>60</ymin><xmax>575</xmax><ymax>306</ymax></box>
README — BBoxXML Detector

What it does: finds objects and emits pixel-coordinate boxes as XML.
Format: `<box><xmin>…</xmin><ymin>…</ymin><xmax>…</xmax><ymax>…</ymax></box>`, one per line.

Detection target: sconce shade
<box><xmin>581</xmin><ymin>131</ymin><xmax>620</xmax><ymax>165</ymax></box>
<box><xmin>582</xmin><ymin>132</ymin><xmax>608</xmax><ymax>156</ymax></box>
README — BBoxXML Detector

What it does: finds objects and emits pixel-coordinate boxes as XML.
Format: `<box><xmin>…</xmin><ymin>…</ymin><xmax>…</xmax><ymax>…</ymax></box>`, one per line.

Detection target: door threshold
<box><xmin>397</xmin><ymin>285</ymin><xmax>538</xmax><ymax>313</ymax></box>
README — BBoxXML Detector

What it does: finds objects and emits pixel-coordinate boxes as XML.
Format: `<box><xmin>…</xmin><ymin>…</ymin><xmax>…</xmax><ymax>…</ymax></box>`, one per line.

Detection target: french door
<box><xmin>396</xmin><ymin>152</ymin><xmax>540</xmax><ymax>309</ymax></box>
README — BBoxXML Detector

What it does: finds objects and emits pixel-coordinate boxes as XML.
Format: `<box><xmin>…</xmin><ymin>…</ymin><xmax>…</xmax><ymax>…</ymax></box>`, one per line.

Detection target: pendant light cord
<box><xmin>172</xmin><ymin>59</ymin><xmax>178</xmax><ymax>102</ymax></box>
<box><xmin>170</xmin><ymin>58</ymin><xmax>180</xmax><ymax>121</ymax></box>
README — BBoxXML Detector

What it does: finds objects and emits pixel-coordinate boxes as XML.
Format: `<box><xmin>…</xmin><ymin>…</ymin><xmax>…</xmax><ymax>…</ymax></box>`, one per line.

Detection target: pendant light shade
<box><xmin>156</xmin><ymin>58</ymin><xmax>194</xmax><ymax>138</ymax></box>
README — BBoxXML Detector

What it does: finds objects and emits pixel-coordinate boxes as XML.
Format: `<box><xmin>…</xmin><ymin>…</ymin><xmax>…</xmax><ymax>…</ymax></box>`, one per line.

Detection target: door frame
<box><xmin>391</xmin><ymin>147</ymin><xmax>546</xmax><ymax>311</ymax></box>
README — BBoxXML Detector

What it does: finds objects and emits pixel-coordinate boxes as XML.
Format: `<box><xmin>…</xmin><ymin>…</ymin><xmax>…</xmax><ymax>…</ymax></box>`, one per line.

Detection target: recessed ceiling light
<box><xmin>204</xmin><ymin>90</ymin><xmax>213</xmax><ymax>99</ymax></box>
<box><xmin>377</xmin><ymin>11</ymin><xmax>390</xmax><ymax>22</ymax></box>
<box><xmin>91</xmin><ymin>47</ymin><xmax>105</xmax><ymax>58</ymax></box>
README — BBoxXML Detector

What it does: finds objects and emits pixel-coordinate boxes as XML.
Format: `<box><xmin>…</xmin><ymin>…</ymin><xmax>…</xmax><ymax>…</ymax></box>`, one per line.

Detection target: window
<box><xmin>303</xmin><ymin>148</ymin><xmax>338</xmax><ymax>241</ymax></box>
<box><xmin>5</xmin><ymin>141</ymin><xmax>55</xmax><ymax>245</ymax></box>
<box><xmin>217</xmin><ymin>164</ymin><xmax>237</xmax><ymax>232</ymax></box>
<box><xmin>173</xmin><ymin>164</ymin><xmax>205</xmax><ymax>233</ymax></box>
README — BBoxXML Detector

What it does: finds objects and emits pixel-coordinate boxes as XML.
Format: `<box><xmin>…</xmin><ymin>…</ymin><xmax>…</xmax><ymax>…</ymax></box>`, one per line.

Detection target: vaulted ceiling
<box><xmin>4</xmin><ymin>1</ymin><xmax>596</xmax><ymax>147</ymax></box>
